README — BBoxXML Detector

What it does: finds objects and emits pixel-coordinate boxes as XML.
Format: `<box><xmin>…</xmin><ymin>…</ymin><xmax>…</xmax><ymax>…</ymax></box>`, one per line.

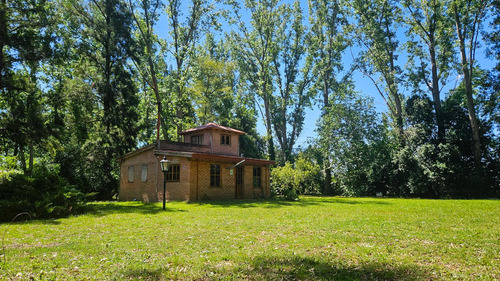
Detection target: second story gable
<box><xmin>179</xmin><ymin>123</ymin><xmax>245</xmax><ymax>157</ymax></box>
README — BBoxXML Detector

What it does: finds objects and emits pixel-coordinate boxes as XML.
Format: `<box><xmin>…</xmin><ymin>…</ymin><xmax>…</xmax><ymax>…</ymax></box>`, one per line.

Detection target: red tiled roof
<box><xmin>179</xmin><ymin>123</ymin><xmax>246</xmax><ymax>135</ymax></box>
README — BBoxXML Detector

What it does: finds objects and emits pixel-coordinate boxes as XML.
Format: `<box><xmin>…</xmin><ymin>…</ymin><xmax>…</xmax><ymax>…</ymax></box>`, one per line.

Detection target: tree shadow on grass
<box><xmin>120</xmin><ymin>255</ymin><xmax>430</xmax><ymax>280</ymax></box>
<box><xmin>226</xmin><ymin>255</ymin><xmax>429</xmax><ymax>281</ymax></box>
<box><xmin>86</xmin><ymin>202</ymin><xmax>187</xmax><ymax>217</ymax></box>
<box><xmin>120</xmin><ymin>268</ymin><xmax>164</xmax><ymax>281</ymax></box>
<box><xmin>193</xmin><ymin>197</ymin><xmax>390</xmax><ymax>209</ymax></box>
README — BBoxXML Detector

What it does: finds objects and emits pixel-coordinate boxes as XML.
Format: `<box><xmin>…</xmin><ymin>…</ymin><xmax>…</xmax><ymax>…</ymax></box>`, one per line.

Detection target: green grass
<box><xmin>1</xmin><ymin>197</ymin><xmax>499</xmax><ymax>280</ymax></box>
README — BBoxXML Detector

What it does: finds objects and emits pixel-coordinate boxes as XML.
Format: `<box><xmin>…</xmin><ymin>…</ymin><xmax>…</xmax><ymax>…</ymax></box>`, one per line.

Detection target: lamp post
<box><xmin>160</xmin><ymin>156</ymin><xmax>170</xmax><ymax>210</ymax></box>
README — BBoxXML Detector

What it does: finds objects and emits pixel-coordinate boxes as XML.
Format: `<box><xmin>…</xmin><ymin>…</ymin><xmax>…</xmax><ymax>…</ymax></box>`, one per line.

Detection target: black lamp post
<box><xmin>160</xmin><ymin>156</ymin><xmax>170</xmax><ymax>210</ymax></box>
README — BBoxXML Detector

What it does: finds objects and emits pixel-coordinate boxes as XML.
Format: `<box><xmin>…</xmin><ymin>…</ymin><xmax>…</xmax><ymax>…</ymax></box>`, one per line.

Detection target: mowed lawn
<box><xmin>1</xmin><ymin>197</ymin><xmax>499</xmax><ymax>280</ymax></box>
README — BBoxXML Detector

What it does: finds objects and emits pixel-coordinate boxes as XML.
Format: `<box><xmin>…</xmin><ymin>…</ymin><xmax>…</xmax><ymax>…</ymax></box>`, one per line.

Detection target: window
<box><xmin>128</xmin><ymin>166</ymin><xmax>134</xmax><ymax>182</ymax></box>
<box><xmin>191</xmin><ymin>134</ymin><xmax>203</xmax><ymax>145</ymax></box>
<box><xmin>253</xmin><ymin>167</ymin><xmax>262</xmax><ymax>188</ymax></box>
<box><xmin>166</xmin><ymin>164</ymin><xmax>180</xmax><ymax>182</ymax></box>
<box><xmin>210</xmin><ymin>164</ymin><xmax>221</xmax><ymax>187</ymax></box>
<box><xmin>221</xmin><ymin>134</ymin><xmax>231</xmax><ymax>145</ymax></box>
<box><xmin>141</xmin><ymin>165</ymin><xmax>148</xmax><ymax>182</ymax></box>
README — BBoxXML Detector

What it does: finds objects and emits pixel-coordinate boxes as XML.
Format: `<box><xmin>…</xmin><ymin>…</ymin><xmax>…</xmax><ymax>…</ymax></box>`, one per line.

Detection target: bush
<box><xmin>271</xmin><ymin>157</ymin><xmax>323</xmax><ymax>200</ymax></box>
<box><xmin>0</xmin><ymin>163</ymin><xmax>87</xmax><ymax>222</ymax></box>
<box><xmin>271</xmin><ymin>163</ymin><xmax>300</xmax><ymax>200</ymax></box>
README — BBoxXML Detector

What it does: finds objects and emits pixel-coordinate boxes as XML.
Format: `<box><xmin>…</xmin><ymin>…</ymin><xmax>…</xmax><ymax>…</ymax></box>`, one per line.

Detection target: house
<box><xmin>118</xmin><ymin>123</ymin><xmax>275</xmax><ymax>202</ymax></box>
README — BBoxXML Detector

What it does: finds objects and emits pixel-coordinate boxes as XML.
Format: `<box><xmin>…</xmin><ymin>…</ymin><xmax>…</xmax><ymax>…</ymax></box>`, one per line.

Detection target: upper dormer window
<box><xmin>221</xmin><ymin>134</ymin><xmax>231</xmax><ymax>145</ymax></box>
<box><xmin>191</xmin><ymin>134</ymin><xmax>204</xmax><ymax>145</ymax></box>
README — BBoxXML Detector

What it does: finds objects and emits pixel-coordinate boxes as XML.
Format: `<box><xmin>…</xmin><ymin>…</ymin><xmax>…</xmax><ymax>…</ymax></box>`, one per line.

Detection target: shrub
<box><xmin>0</xmin><ymin>163</ymin><xmax>86</xmax><ymax>222</ymax></box>
<box><xmin>271</xmin><ymin>157</ymin><xmax>323</xmax><ymax>200</ymax></box>
<box><xmin>271</xmin><ymin>163</ymin><xmax>299</xmax><ymax>200</ymax></box>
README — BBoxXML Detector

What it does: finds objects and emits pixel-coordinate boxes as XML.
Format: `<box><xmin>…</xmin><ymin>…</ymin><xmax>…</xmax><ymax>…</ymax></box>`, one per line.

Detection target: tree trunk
<box><xmin>429</xmin><ymin>40</ymin><xmax>445</xmax><ymax>142</ymax></box>
<box><xmin>453</xmin><ymin>4</ymin><xmax>482</xmax><ymax>168</ymax></box>
<box><xmin>263</xmin><ymin>91</ymin><xmax>275</xmax><ymax>161</ymax></box>
<box><xmin>324</xmin><ymin>163</ymin><xmax>333</xmax><ymax>195</ymax></box>
<box><xmin>322</xmin><ymin>74</ymin><xmax>332</xmax><ymax>195</ymax></box>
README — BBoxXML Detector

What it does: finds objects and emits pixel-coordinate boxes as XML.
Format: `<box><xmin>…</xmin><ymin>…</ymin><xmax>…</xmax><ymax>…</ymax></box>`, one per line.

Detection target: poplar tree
<box><xmin>451</xmin><ymin>0</ymin><xmax>490</xmax><ymax>168</ymax></box>
<box><xmin>403</xmin><ymin>0</ymin><xmax>455</xmax><ymax>143</ymax></box>
<box><xmin>308</xmin><ymin>0</ymin><xmax>349</xmax><ymax>194</ymax></box>
<box><xmin>351</xmin><ymin>0</ymin><xmax>405</xmax><ymax>145</ymax></box>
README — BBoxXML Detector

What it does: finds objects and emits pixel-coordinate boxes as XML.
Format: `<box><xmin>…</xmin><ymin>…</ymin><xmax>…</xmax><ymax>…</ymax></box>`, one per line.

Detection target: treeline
<box><xmin>0</xmin><ymin>0</ymin><xmax>499</xmax><ymax>215</ymax></box>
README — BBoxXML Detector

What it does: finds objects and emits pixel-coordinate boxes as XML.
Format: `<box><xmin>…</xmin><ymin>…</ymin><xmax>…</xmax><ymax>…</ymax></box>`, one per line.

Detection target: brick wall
<box><xmin>191</xmin><ymin>161</ymin><xmax>271</xmax><ymax>201</ymax></box>
<box><xmin>183</xmin><ymin>130</ymin><xmax>240</xmax><ymax>157</ymax></box>
<box><xmin>210</xmin><ymin>130</ymin><xmax>240</xmax><ymax>156</ymax></box>
<box><xmin>119</xmin><ymin>148</ymin><xmax>271</xmax><ymax>202</ymax></box>
<box><xmin>193</xmin><ymin>161</ymin><xmax>236</xmax><ymax>200</ymax></box>
<box><xmin>118</xmin><ymin>147</ymin><xmax>159</xmax><ymax>202</ymax></box>
<box><xmin>156</xmin><ymin>157</ymin><xmax>191</xmax><ymax>201</ymax></box>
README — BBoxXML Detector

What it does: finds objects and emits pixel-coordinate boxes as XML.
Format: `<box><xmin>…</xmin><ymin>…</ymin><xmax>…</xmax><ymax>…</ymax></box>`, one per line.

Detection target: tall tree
<box><xmin>316</xmin><ymin>82</ymin><xmax>383</xmax><ymax>196</ymax></box>
<box><xmin>451</xmin><ymin>0</ymin><xmax>490</xmax><ymax>167</ymax></box>
<box><xmin>404</xmin><ymin>0</ymin><xmax>455</xmax><ymax>143</ymax></box>
<box><xmin>485</xmin><ymin>0</ymin><xmax>500</xmax><ymax>129</ymax></box>
<box><xmin>230</xmin><ymin>0</ymin><xmax>281</xmax><ymax>160</ymax></box>
<box><xmin>351</xmin><ymin>0</ymin><xmax>405</xmax><ymax>145</ymax></box>
<box><xmin>69</xmin><ymin>0</ymin><xmax>139</xmax><ymax>199</ymax></box>
<box><xmin>128</xmin><ymin>0</ymin><xmax>167</xmax><ymax>144</ymax></box>
<box><xmin>191</xmin><ymin>37</ymin><xmax>236</xmax><ymax>125</ymax></box>
<box><xmin>271</xmin><ymin>1</ymin><xmax>313</xmax><ymax>164</ymax></box>
<box><xmin>0</xmin><ymin>0</ymin><xmax>54</xmax><ymax>174</ymax></box>
<box><xmin>308</xmin><ymin>0</ymin><xmax>349</xmax><ymax>194</ymax></box>
<box><xmin>165</xmin><ymin>0</ymin><xmax>216</xmax><ymax>139</ymax></box>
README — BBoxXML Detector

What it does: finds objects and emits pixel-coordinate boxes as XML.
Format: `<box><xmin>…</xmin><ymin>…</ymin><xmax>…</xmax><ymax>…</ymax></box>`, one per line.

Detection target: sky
<box><xmin>154</xmin><ymin>0</ymin><xmax>497</xmax><ymax>148</ymax></box>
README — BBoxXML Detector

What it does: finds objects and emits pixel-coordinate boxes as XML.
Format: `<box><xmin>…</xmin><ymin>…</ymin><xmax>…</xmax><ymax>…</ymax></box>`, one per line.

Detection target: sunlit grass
<box><xmin>1</xmin><ymin>197</ymin><xmax>499</xmax><ymax>280</ymax></box>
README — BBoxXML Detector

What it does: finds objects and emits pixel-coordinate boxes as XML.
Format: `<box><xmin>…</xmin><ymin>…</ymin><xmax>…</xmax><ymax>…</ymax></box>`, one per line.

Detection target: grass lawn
<box><xmin>1</xmin><ymin>197</ymin><xmax>499</xmax><ymax>280</ymax></box>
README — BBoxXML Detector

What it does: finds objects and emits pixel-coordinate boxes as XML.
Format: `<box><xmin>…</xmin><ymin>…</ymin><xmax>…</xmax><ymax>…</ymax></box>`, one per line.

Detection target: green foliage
<box><xmin>271</xmin><ymin>163</ymin><xmax>300</xmax><ymax>200</ymax></box>
<box><xmin>294</xmin><ymin>155</ymin><xmax>324</xmax><ymax>194</ymax></box>
<box><xmin>0</xmin><ymin>163</ymin><xmax>86</xmax><ymax>222</ymax></box>
<box><xmin>271</xmin><ymin>155</ymin><xmax>323</xmax><ymax>199</ymax></box>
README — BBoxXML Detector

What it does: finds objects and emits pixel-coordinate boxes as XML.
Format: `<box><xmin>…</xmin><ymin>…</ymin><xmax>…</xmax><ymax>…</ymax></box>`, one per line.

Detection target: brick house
<box><xmin>118</xmin><ymin>123</ymin><xmax>275</xmax><ymax>202</ymax></box>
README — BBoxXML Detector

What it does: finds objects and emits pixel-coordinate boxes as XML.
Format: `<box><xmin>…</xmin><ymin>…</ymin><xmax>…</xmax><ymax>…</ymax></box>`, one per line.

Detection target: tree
<box><xmin>451</xmin><ymin>0</ymin><xmax>490</xmax><ymax>168</ymax></box>
<box><xmin>351</xmin><ymin>0</ymin><xmax>405</xmax><ymax>144</ymax></box>
<box><xmin>403</xmin><ymin>0</ymin><xmax>455</xmax><ymax>143</ymax></box>
<box><xmin>0</xmin><ymin>0</ymin><xmax>55</xmax><ymax>175</ymax></box>
<box><xmin>485</xmin><ymin>0</ymin><xmax>500</xmax><ymax>131</ymax></box>
<box><xmin>69</xmin><ymin>0</ymin><xmax>139</xmax><ymax>199</ymax></box>
<box><xmin>191</xmin><ymin>46</ymin><xmax>236</xmax><ymax>125</ymax></box>
<box><xmin>271</xmin><ymin>1</ymin><xmax>313</xmax><ymax>164</ymax></box>
<box><xmin>308</xmin><ymin>0</ymin><xmax>349</xmax><ymax>194</ymax></box>
<box><xmin>229</xmin><ymin>0</ymin><xmax>281</xmax><ymax>160</ymax></box>
<box><xmin>128</xmin><ymin>0</ymin><xmax>167</xmax><ymax>144</ymax></box>
<box><xmin>316</xmin><ymin>82</ymin><xmax>384</xmax><ymax>196</ymax></box>
<box><xmin>165</xmin><ymin>0</ymin><xmax>216</xmax><ymax>139</ymax></box>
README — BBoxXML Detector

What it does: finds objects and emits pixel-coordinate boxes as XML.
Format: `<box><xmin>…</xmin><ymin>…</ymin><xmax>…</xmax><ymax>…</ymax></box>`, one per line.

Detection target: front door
<box><xmin>235</xmin><ymin>166</ymin><xmax>244</xmax><ymax>199</ymax></box>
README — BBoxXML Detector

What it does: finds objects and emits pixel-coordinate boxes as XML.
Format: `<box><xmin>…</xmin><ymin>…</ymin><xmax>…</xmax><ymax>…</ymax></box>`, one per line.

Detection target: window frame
<box><xmin>220</xmin><ymin>134</ymin><xmax>231</xmax><ymax>146</ymax></box>
<box><xmin>191</xmin><ymin>134</ymin><xmax>204</xmax><ymax>145</ymax></box>
<box><xmin>141</xmin><ymin>164</ymin><xmax>148</xmax><ymax>182</ymax></box>
<box><xmin>210</xmin><ymin>164</ymin><xmax>221</xmax><ymax>187</ymax></box>
<box><xmin>128</xmin><ymin>166</ymin><xmax>135</xmax><ymax>183</ymax></box>
<box><xmin>166</xmin><ymin>164</ymin><xmax>180</xmax><ymax>182</ymax></box>
<box><xmin>253</xmin><ymin>166</ymin><xmax>262</xmax><ymax>188</ymax></box>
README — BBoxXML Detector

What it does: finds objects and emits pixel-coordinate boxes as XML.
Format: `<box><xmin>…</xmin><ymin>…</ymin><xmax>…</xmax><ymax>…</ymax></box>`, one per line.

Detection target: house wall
<box><xmin>242</xmin><ymin>165</ymin><xmax>270</xmax><ymax>199</ymax></box>
<box><xmin>190</xmin><ymin>161</ymin><xmax>271</xmax><ymax>201</ymax></box>
<box><xmin>156</xmin><ymin>156</ymin><xmax>191</xmax><ymax>201</ymax></box>
<box><xmin>119</xmin><ymin>150</ymin><xmax>271</xmax><ymax>202</ymax></box>
<box><xmin>192</xmin><ymin>161</ymin><xmax>236</xmax><ymax>200</ymax></box>
<box><xmin>183</xmin><ymin>130</ymin><xmax>240</xmax><ymax>157</ymax></box>
<box><xmin>209</xmin><ymin>130</ymin><xmax>240</xmax><ymax>156</ymax></box>
<box><xmin>119</xmin><ymin>148</ymin><xmax>158</xmax><ymax>202</ymax></box>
